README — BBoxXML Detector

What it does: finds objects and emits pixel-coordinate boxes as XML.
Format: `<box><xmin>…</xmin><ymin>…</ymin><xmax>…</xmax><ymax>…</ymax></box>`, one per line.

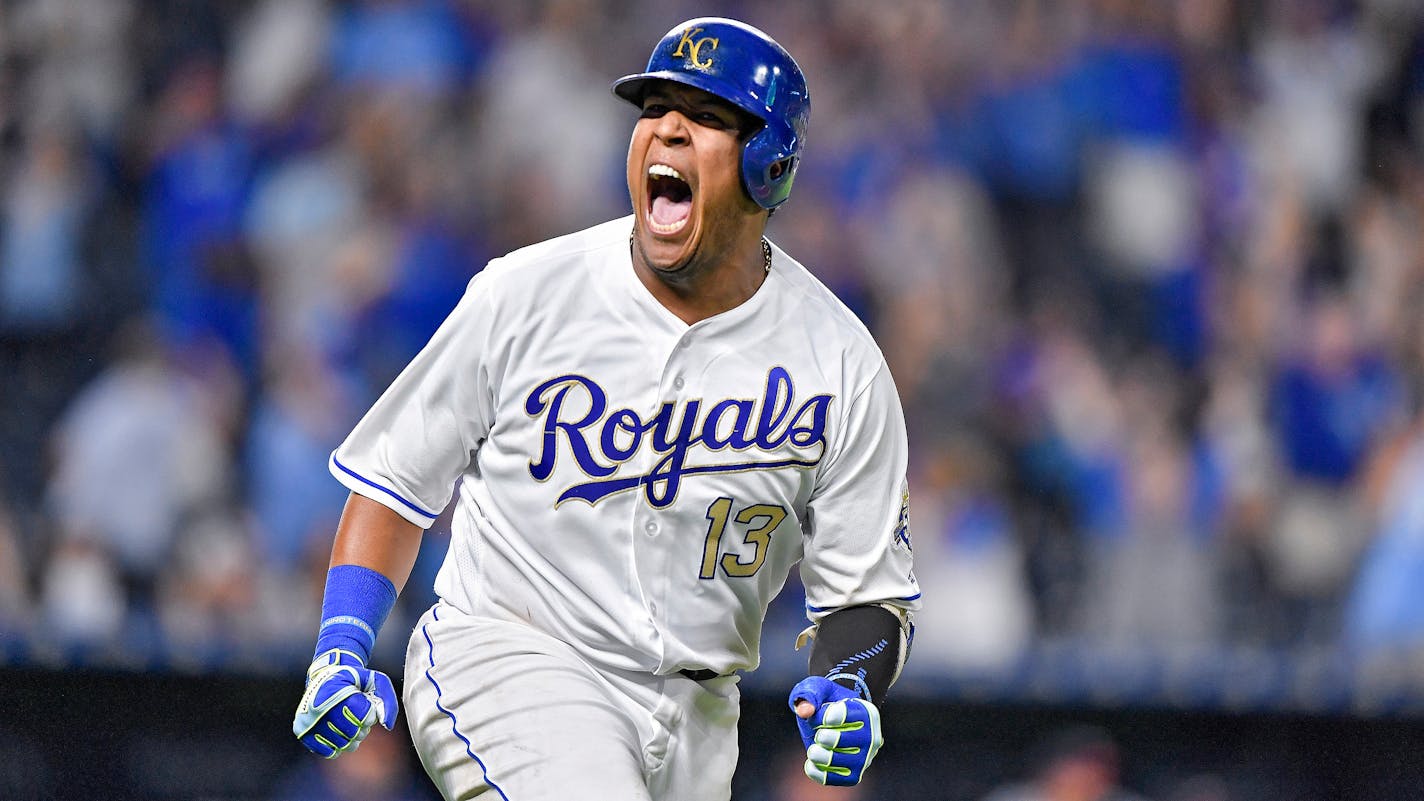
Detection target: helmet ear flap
<box><xmin>741</xmin><ymin>122</ymin><xmax>802</xmax><ymax>209</ymax></box>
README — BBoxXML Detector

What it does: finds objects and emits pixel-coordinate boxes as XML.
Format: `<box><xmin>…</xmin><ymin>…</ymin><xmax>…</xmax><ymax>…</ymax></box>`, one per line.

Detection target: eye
<box><xmin>640</xmin><ymin>103</ymin><xmax>669</xmax><ymax>118</ymax></box>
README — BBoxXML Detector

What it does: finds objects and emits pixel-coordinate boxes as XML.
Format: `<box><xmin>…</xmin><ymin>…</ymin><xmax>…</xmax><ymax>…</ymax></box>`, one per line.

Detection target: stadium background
<box><xmin>3</xmin><ymin>0</ymin><xmax>1424</xmax><ymax>798</ymax></box>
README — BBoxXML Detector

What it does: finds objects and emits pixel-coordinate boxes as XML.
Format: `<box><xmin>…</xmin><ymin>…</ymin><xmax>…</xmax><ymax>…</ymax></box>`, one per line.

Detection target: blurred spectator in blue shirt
<box><xmin>330</xmin><ymin>0</ymin><xmax>485</xmax><ymax>97</ymax></box>
<box><xmin>351</xmin><ymin>141</ymin><xmax>485</xmax><ymax>392</ymax></box>
<box><xmin>1079</xmin><ymin>5</ymin><xmax>1207</xmax><ymax>366</ymax></box>
<box><xmin>1270</xmin><ymin>294</ymin><xmax>1403</xmax><ymax>486</ymax></box>
<box><xmin>246</xmin><ymin>345</ymin><xmax>358</xmax><ymax>573</ymax></box>
<box><xmin>1262</xmin><ymin>293</ymin><xmax>1404</xmax><ymax>643</ymax></box>
<box><xmin>1344</xmin><ymin>411</ymin><xmax>1424</xmax><ymax>655</ymax></box>
<box><xmin>909</xmin><ymin>433</ymin><xmax>1034</xmax><ymax>672</ymax></box>
<box><xmin>142</xmin><ymin>56</ymin><xmax>261</xmax><ymax>378</ymax></box>
<box><xmin>1057</xmin><ymin>353</ymin><xmax>1226</xmax><ymax>650</ymax></box>
<box><xmin>0</xmin><ymin>123</ymin><xmax>93</xmax><ymax>335</ymax></box>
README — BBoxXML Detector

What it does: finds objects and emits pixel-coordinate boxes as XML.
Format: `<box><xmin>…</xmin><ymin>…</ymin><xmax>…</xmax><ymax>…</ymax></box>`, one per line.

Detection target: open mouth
<box><xmin>647</xmin><ymin>163</ymin><xmax>692</xmax><ymax>236</ymax></box>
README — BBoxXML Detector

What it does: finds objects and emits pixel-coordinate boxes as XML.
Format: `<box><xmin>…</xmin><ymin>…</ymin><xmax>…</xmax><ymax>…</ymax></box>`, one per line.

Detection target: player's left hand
<box><xmin>293</xmin><ymin>648</ymin><xmax>398</xmax><ymax>758</ymax></box>
<box><xmin>788</xmin><ymin>676</ymin><xmax>884</xmax><ymax>787</ymax></box>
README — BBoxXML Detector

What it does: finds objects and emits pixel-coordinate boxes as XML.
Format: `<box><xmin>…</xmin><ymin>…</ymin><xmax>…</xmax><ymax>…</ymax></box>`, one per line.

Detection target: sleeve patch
<box><xmin>892</xmin><ymin>481</ymin><xmax>912</xmax><ymax>552</ymax></box>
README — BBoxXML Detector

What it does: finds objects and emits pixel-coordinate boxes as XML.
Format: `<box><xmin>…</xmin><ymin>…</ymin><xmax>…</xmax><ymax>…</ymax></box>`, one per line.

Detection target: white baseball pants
<box><xmin>403</xmin><ymin>602</ymin><xmax>741</xmax><ymax>801</ymax></box>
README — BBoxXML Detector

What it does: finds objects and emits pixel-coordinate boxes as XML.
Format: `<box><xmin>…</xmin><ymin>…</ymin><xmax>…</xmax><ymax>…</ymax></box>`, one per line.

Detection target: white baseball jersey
<box><xmin>330</xmin><ymin>215</ymin><xmax>920</xmax><ymax>677</ymax></box>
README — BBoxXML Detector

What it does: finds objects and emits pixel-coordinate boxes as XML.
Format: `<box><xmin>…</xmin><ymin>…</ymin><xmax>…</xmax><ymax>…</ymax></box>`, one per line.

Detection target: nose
<box><xmin>653</xmin><ymin>109</ymin><xmax>690</xmax><ymax>146</ymax></box>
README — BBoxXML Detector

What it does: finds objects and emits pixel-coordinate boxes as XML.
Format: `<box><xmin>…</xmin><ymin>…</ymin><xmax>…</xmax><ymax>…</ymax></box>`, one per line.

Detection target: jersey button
<box><xmin>673</xmin><ymin>376</ymin><xmax>686</xmax><ymax>390</ymax></box>
<box><xmin>645</xmin><ymin>521</ymin><xmax>659</xmax><ymax>536</ymax></box>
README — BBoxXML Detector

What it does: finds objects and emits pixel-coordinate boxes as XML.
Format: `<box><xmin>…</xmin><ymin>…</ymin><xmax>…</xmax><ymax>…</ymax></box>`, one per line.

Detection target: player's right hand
<box><xmin>788</xmin><ymin>676</ymin><xmax>884</xmax><ymax>787</ymax></box>
<box><xmin>293</xmin><ymin>648</ymin><xmax>398</xmax><ymax>758</ymax></box>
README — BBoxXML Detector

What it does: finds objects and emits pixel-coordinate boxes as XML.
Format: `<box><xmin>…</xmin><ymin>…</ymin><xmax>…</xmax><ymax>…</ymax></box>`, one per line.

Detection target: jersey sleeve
<box><xmin>799</xmin><ymin>361</ymin><xmax>921</xmax><ymax>621</ymax></box>
<box><xmin>329</xmin><ymin>273</ymin><xmax>498</xmax><ymax>528</ymax></box>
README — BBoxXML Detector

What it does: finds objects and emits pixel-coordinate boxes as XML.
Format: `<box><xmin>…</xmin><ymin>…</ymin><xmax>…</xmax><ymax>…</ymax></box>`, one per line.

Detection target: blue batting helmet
<box><xmin>613</xmin><ymin>17</ymin><xmax>810</xmax><ymax>210</ymax></box>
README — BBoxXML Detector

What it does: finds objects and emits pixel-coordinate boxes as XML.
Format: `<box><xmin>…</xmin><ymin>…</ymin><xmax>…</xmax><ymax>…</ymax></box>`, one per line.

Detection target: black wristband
<box><xmin>806</xmin><ymin>605</ymin><xmax>906</xmax><ymax>703</ymax></box>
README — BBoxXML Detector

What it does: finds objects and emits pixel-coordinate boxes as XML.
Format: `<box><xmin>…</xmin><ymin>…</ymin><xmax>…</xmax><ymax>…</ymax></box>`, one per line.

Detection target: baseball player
<box><xmin>292</xmin><ymin>17</ymin><xmax>920</xmax><ymax>801</ymax></box>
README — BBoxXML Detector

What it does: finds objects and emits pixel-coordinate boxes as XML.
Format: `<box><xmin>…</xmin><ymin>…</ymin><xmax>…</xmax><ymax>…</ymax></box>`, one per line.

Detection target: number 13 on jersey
<box><xmin>699</xmin><ymin>497</ymin><xmax>788</xmax><ymax>579</ymax></box>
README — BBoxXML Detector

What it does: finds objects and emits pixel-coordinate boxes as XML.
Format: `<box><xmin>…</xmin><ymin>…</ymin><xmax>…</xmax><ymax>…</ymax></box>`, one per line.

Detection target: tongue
<box><xmin>651</xmin><ymin>195</ymin><xmax>691</xmax><ymax>226</ymax></box>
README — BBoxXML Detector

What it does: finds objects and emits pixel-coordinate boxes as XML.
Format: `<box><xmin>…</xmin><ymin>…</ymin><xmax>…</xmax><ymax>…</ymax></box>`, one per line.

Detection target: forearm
<box><xmin>315</xmin><ymin>493</ymin><xmax>425</xmax><ymax>662</ymax></box>
<box><xmin>790</xmin><ymin>604</ymin><xmax>908</xmax><ymax>787</ymax></box>
<box><xmin>293</xmin><ymin>495</ymin><xmax>415</xmax><ymax>757</ymax></box>
<box><xmin>805</xmin><ymin>604</ymin><xmax>912</xmax><ymax>703</ymax></box>
<box><xmin>329</xmin><ymin>492</ymin><xmax>425</xmax><ymax>591</ymax></box>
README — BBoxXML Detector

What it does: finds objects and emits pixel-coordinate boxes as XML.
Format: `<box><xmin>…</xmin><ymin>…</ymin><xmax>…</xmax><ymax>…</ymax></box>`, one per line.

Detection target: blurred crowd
<box><xmin>4</xmin><ymin>0</ymin><xmax>1424</xmax><ymax>706</ymax></box>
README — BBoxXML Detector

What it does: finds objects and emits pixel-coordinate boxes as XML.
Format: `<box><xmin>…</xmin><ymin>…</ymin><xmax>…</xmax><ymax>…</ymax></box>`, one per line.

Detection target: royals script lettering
<box><xmin>525</xmin><ymin>367</ymin><xmax>832</xmax><ymax>508</ymax></box>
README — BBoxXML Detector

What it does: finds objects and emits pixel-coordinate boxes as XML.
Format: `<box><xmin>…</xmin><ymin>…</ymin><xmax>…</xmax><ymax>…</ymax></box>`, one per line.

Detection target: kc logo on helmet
<box><xmin>672</xmin><ymin>26</ymin><xmax>718</xmax><ymax>70</ymax></box>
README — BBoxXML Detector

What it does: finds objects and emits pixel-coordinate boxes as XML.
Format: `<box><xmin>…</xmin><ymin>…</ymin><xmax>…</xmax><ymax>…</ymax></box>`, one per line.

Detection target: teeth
<box><xmin>648</xmin><ymin>215</ymin><xmax>687</xmax><ymax>235</ymax></box>
<box><xmin>648</xmin><ymin>163</ymin><xmax>684</xmax><ymax>181</ymax></box>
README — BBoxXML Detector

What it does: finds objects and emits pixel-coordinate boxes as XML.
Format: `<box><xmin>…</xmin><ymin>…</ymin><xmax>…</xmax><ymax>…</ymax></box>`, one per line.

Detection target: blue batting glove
<box><xmin>788</xmin><ymin>676</ymin><xmax>884</xmax><ymax>787</ymax></box>
<box><xmin>293</xmin><ymin>648</ymin><xmax>398</xmax><ymax>758</ymax></box>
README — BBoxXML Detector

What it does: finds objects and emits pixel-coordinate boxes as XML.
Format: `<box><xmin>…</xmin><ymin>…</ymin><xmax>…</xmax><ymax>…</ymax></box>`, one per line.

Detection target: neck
<box><xmin>632</xmin><ymin>227</ymin><xmax>769</xmax><ymax>325</ymax></box>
